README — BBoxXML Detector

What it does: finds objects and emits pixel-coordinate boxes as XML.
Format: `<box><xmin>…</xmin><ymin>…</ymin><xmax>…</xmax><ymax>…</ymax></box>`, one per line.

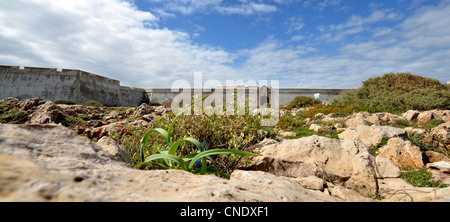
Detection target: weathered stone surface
<box><xmin>417</xmin><ymin>111</ymin><xmax>435</xmax><ymax>124</ymax></box>
<box><xmin>291</xmin><ymin>176</ymin><xmax>325</xmax><ymax>191</ymax></box>
<box><xmin>245</xmin><ymin>135</ymin><xmax>379</xmax><ymax>196</ymax></box>
<box><xmin>338</xmin><ymin>125</ymin><xmax>406</xmax><ymax>148</ymax></box>
<box><xmin>430</xmin><ymin>122</ymin><xmax>450</xmax><ymax>150</ymax></box>
<box><xmin>309</xmin><ymin>123</ymin><xmax>326</xmax><ymax>133</ymax></box>
<box><xmin>425</xmin><ymin>151</ymin><xmax>450</xmax><ymax>163</ymax></box>
<box><xmin>27</xmin><ymin>101</ymin><xmax>65</xmax><ymax>124</ymax></box>
<box><xmin>427</xmin><ymin>161</ymin><xmax>450</xmax><ymax>185</ymax></box>
<box><xmin>327</xmin><ymin>184</ymin><xmax>375</xmax><ymax>202</ymax></box>
<box><xmin>403</xmin><ymin>110</ymin><xmax>420</xmax><ymax>122</ymax></box>
<box><xmin>377</xmin><ymin>138</ymin><xmax>424</xmax><ymax>169</ymax></box>
<box><xmin>96</xmin><ymin>136</ymin><xmax>132</xmax><ymax>164</ymax></box>
<box><xmin>345</xmin><ymin>116</ymin><xmax>368</xmax><ymax>129</ymax></box>
<box><xmin>375</xmin><ymin>156</ymin><xmax>401</xmax><ymax>179</ymax></box>
<box><xmin>378</xmin><ymin>178</ymin><xmax>450</xmax><ymax>202</ymax></box>
<box><xmin>132</xmin><ymin>103</ymin><xmax>153</xmax><ymax>117</ymax></box>
<box><xmin>279</xmin><ymin>130</ymin><xmax>297</xmax><ymax>137</ymax></box>
<box><xmin>0</xmin><ymin>124</ymin><xmax>340</xmax><ymax>202</ymax></box>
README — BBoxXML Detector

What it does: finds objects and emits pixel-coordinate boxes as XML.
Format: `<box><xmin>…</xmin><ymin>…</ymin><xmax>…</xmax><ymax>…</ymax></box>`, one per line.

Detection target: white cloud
<box><xmin>1</xmin><ymin>0</ymin><xmax>449</xmax><ymax>90</ymax></box>
<box><xmin>0</xmin><ymin>0</ymin><xmax>238</xmax><ymax>87</ymax></box>
<box><xmin>146</xmin><ymin>0</ymin><xmax>278</xmax><ymax>16</ymax></box>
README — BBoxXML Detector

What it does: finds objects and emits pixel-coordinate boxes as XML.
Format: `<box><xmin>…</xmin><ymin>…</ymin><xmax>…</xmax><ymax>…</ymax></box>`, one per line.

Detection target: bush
<box><xmin>333</xmin><ymin>73</ymin><xmax>450</xmax><ymax>112</ymax></box>
<box><xmin>55</xmin><ymin>100</ymin><xmax>76</xmax><ymax>105</ymax></box>
<box><xmin>84</xmin><ymin>100</ymin><xmax>104</xmax><ymax>107</ymax></box>
<box><xmin>401</xmin><ymin>167</ymin><xmax>448</xmax><ymax>188</ymax></box>
<box><xmin>298</xmin><ymin>104</ymin><xmax>385</xmax><ymax>119</ymax></box>
<box><xmin>286</xmin><ymin>96</ymin><xmax>322</xmax><ymax>109</ymax></box>
<box><xmin>276</xmin><ymin>115</ymin><xmax>305</xmax><ymax>129</ymax></box>
<box><xmin>111</xmin><ymin>111</ymin><xmax>277</xmax><ymax>174</ymax></box>
<box><xmin>0</xmin><ymin>108</ymin><xmax>28</xmax><ymax>124</ymax></box>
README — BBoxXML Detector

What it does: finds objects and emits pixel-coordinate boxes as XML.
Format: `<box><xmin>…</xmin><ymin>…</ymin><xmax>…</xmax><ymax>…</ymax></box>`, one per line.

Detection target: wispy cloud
<box><xmin>146</xmin><ymin>0</ymin><xmax>278</xmax><ymax>16</ymax></box>
<box><xmin>0</xmin><ymin>0</ymin><xmax>449</xmax><ymax>89</ymax></box>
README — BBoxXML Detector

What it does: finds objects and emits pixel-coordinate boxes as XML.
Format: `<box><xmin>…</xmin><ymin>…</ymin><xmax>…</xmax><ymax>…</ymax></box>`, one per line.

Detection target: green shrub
<box><xmin>401</xmin><ymin>167</ymin><xmax>448</xmax><ymax>188</ymax></box>
<box><xmin>425</xmin><ymin>119</ymin><xmax>445</xmax><ymax>129</ymax></box>
<box><xmin>136</xmin><ymin>96</ymin><xmax>257</xmax><ymax>178</ymax></box>
<box><xmin>55</xmin><ymin>100</ymin><xmax>76</xmax><ymax>105</ymax></box>
<box><xmin>148</xmin><ymin>102</ymin><xmax>162</xmax><ymax>106</ymax></box>
<box><xmin>62</xmin><ymin>115</ymin><xmax>83</xmax><ymax>127</ymax></box>
<box><xmin>298</xmin><ymin>104</ymin><xmax>385</xmax><ymax>119</ymax></box>
<box><xmin>84</xmin><ymin>100</ymin><xmax>104</xmax><ymax>107</ymax></box>
<box><xmin>407</xmin><ymin>131</ymin><xmax>440</xmax><ymax>153</ymax></box>
<box><xmin>369</xmin><ymin>137</ymin><xmax>389</xmax><ymax>155</ymax></box>
<box><xmin>276</xmin><ymin>115</ymin><xmax>305</xmax><ymax>129</ymax></box>
<box><xmin>111</xmin><ymin>99</ymin><xmax>277</xmax><ymax>174</ymax></box>
<box><xmin>286</xmin><ymin>96</ymin><xmax>322</xmax><ymax>109</ymax></box>
<box><xmin>0</xmin><ymin>108</ymin><xmax>28</xmax><ymax>124</ymax></box>
<box><xmin>391</xmin><ymin>119</ymin><xmax>411</xmax><ymax>128</ymax></box>
<box><xmin>333</xmin><ymin>73</ymin><xmax>450</xmax><ymax>112</ymax></box>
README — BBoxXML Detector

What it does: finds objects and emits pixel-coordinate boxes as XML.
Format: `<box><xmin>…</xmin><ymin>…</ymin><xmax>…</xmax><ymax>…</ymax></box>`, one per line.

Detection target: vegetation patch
<box><xmin>84</xmin><ymin>100</ymin><xmax>104</xmax><ymax>107</ymax></box>
<box><xmin>286</xmin><ymin>96</ymin><xmax>322</xmax><ymax>109</ymax></box>
<box><xmin>333</xmin><ymin>73</ymin><xmax>450</xmax><ymax>112</ymax></box>
<box><xmin>55</xmin><ymin>100</ymin><xmax>76</xmax><ymax>105</ymax></box>
<box><xmin>369</xmin><ymin>137</ymin><xmax>390</xmax><ymax>155</ymax></box>
<box><xmin>401</xmin><ymin>167</ymin><xmax>449</xmax><ymax>188</ymax></box>
<box><xmin>0</xmin><ymin>108</ymin><xmax>28</xmax><ymax>124</ymax></box>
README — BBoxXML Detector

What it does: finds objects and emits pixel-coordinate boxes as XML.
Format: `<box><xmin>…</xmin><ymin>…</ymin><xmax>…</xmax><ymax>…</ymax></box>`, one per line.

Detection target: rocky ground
<box><xmin>0</xmin><ymin>97</ymin><xmax>449</xmax><ymax>202</ymax></box>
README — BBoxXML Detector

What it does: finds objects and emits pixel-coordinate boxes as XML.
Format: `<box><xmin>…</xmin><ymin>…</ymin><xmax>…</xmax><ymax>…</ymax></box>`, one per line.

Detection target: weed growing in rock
<box><xmin>0</xmin><ymin>108</ymin><xmax>28</xmax><ymax>124</ymax></box>
<box><xmin>400</xmin><ymin>167</ymin><xmax>449</xmax><ymax>188</ymax></box>
<box><xmin>369</xmin><ymin>137</ymin><xmax>390</xmax><ymax>155</ymax></box>
<box><xmin>135</xmin><ymin>96</ymin><xmax>256</xmax><ymax>178</ymax></box>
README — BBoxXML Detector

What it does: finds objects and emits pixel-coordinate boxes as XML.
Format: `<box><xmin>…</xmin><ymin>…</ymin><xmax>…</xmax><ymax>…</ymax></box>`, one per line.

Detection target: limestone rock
<box><xmin>375</xmin><ymin>156</ymin><xmax>401</xmax><ymax>178</ymax></box>
<box><xmin>245</xmin><ymin>135</ymin><xmax>379</xmax><ymax>196</ymax></box>
<box><xmin>403</xmin><ymin>110</ymin><xmax>420</xmax><ymax>122</ymax></box>
<box><xmin>96</xmin><ymin>136</ymin><xmax>131</xmax><ymax>164</ymax></box>
<box><xmin>417</xmin><ymin>111</ymin><xmax>435</xmax><ymax>124</ymax></box>
<box><xmin>427</xmin><ymin>161</ymin><xmax>450</xmax><ymax>185</ymax></box>
<box><xmin>291</xmin><ymin>176</ymin><xmax>325</xmax><ymax>191</ymax></box>
<box><xmin>309</xmin><ymin>123</ymin><xmax>326</xmax><ymax>133</ymax></box>
<box><xmin>430</xmin><ymin>122</ymin><xmax>450</xmax><ymax>145</ymax></box>
<box><xmin>279</xmin><ymin>130</ymin><xmax>297</xmax><ymax>137</ymax></box>
<box><xmin>378</xmin><ymin>178</ymin><xmax>450</xmax><ymax>202</ymax></box>
<box><xmin>338</xmin><ymin>125</ymin><xmax>406</xmax><ymax>148</ymax></box>
<box><xmin>377</xmin><ymin>137</ymin><xmax>424</xmax><ymax>169</ymax></box>
<box><xmin>345</xmin><ymin>116</ymin><xmax>368</xmax><ymax>129</ymax></box>
<box><xmin>132</xmin><ymin>103</ymin><xmax>153</xmax><ymax>117</ymax></box>
<box><xmin>26</xmin><ymin>101</ymin><xmax>65</xmax><ymax>124</ymax></box>
<box><xmin>0</xmin><ymin>124</ymin><xmax>340</xmax><ymax>202</ymax></box>
<box><xmin>327</xmin><ymin>184</ymin><xmax>375</xmax><ymax>202</ymax></box>
<box><xmin>424</xmin><ymin>151</ymin><xmax>449</xmax><ymax>163</ymax></box>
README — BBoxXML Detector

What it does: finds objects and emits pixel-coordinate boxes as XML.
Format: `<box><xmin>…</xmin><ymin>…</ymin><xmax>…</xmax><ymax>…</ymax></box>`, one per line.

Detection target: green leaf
<box><xmin>188</xmin><ymin>149</ymin><xmax>255</xmax><ymax>170</ymax></box>
<box><xmin>167</xmin><ymin>95</ymin><xmax>209</xmax><ymax>142</ymax></box>
<box><xmin>141</xmin><ymin>153</ymin><xmax>188</xmax><ymax>171</ymax></box>
<box><xmin>140</xmin><ymin>128</ymin><xmax>170</xmax><ymax>162</ymax></box>
<box><xmin>169</xmin><ymin>137</ymin><xmax>203</xmax><ymax>155</ymax></box>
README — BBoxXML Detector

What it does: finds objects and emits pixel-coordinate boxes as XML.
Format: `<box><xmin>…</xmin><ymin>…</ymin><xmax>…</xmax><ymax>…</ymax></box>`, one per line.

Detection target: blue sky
<box><xmin>0</xmin><ymin>0</ymin><xmax>449</xmax><ymax>88</ymax></box>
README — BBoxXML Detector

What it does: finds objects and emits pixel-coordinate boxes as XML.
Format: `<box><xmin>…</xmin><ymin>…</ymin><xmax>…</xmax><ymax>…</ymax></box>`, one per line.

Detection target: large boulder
<box><xmin>244</xmin><ymin>135</ymin><xmax>401</xmax><ymax>196</ymax></box>
<box><xmin>0</xmin><ymin>124</ymin><xmax>340</xmax><ymax>202</ymax></box>
<box><xmin>377</xmin><ymin>137</ymin><xmax>424</xmax><ymax>169</ymax></box>
<box><xmin>338</xmin><ymin>125</ymin><xmax>406</xmax><ymax>148</ymax></box>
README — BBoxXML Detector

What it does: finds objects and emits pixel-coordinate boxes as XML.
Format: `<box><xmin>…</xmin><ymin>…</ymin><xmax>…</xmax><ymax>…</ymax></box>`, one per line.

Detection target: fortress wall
<box><xmin>0</xmin><ymin>65</ymin><xmax>148</xmax><ymax>106</ymax></box>
<box><xmin>1</xmin><ymin>65</ymin><xmax>352</xmax><ymax>107</ymax></box>
<box><xmin>145</xmin><ymin>87</ymin><xmax>353</xmax><ymax>107</ymax></box>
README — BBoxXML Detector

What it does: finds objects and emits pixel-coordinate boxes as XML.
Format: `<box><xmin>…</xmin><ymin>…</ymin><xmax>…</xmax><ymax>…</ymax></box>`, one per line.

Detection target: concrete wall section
<box><xmin>0</xmin><ymin>65</ymin><xmax>148</xmax><ymax>106</ymax></box>
<box><xmin>120</xmin><ymin>86</ymin><xmax>149</xmax><ymax>107</ymax></box>
<box><xmin>145</xmin><ymin>87</ymin><xmax>353</xmax><ymax>106</ymax></box>
<box><xmin>278</xmin><ymin>88</ymin><xmax>353</xmax><ymax>105</ymax></box>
